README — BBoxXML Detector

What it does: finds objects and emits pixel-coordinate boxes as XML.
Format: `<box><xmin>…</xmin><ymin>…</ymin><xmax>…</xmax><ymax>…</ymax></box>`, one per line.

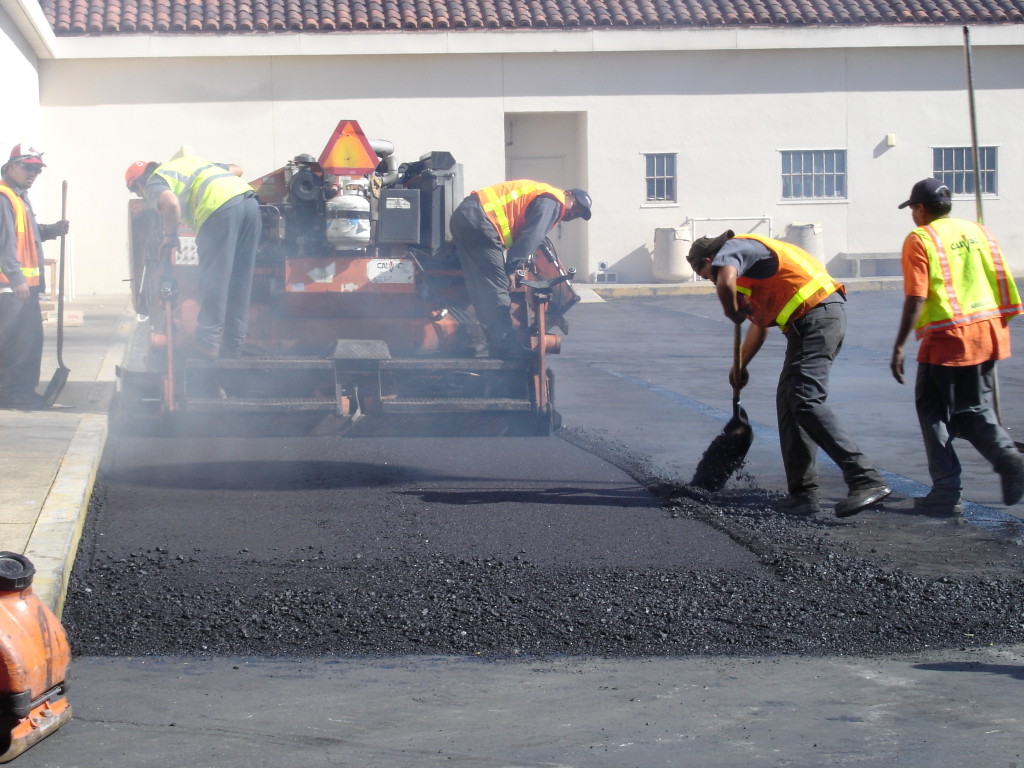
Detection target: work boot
<box><xmin>995</xmin><ymin>452</ymin><xmax>1024</xmax><ymax>506</ymax></box>
<box><xmin>834</xmin><ymin>484</ymin><xmax>891</xmax><ymax>518</ymax></box>
<box><xmin>184</xmin><ymin>340</ymin><xmax>219</xmax><ymax>362</ymax></box>
<box><xmin>774</xmin><ymin>493</ymin><xmax>820</xmax><ymax>516</ymax></box>
<box><xmin>913</xmin><ymin>489</ymin><xmax>963</xmax><ymax>517</ymax></box>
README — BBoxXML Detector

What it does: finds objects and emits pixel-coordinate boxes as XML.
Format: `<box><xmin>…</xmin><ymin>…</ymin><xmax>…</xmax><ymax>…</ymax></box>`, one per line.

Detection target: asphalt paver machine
<box><xmin>115</xmin><ymin>120</ymin><xmax>580</xmax><ymax>437</ymax></box>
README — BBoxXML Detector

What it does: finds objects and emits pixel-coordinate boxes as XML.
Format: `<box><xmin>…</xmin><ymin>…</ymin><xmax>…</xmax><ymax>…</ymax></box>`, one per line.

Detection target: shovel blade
<box><xmin>690</xmin><ymin>405</ymin><xmax>753</xmax><ymax>491</ymax></box>
<box><xmin>42</xmin><ymin>367</ymin><xmax>70</xmax><ymax>408</ymax></box>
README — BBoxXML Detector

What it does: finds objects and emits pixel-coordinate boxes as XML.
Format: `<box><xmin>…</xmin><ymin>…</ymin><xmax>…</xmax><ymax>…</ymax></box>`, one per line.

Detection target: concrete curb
<box><xmin>24</xmin><ymin>300</ymin><xmax>132</xmax><ymax>615</ymax></box>
<box><xmin>24</xmin><ymin>413</ymin><xmax>107</xmax><ymax>615</ymax></box>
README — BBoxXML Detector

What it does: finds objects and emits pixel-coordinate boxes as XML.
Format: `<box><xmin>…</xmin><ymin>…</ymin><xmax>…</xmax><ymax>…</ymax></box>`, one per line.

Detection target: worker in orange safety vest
<box><xmin>687</xmin><ymin>229</ymin><xmax>891</xmax><ymax>519</ymax></box>
<box><xmin>449</xmin><ymin>180</ymin><xmax>591</xmax><ymax>359</ymax></box>
<box><xmin>0</xmin><ymin>144</ymin><xmax>70</xmax><ymax>410</ymax></box>
<box><xmin>890</xmin><ymin>177</ymin><xmax>1024</xmax><ymax>514</ymax></box>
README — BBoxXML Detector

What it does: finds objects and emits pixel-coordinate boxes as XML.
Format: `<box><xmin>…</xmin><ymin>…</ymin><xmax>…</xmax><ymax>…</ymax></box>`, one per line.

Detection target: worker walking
<box><xmin>890</xmin><ymin>178</ymin><xmax>1024</xmax><ymax>514</ymax></box>
<box><xmin>125</xmin><ymin>156</ymin><xmax>260</xmax><ymax>360</ymax></box>
<box><xmin>0</xmin><ymin>144</ymin><xmax>70</xmax><ymax>410</ymax></box>
<box><xmin>687</xmin><ymin>230</ymin><xmax>891</xmax><ymax>518</ymax></box>
<box><xmin>450</xmin><ymin>180</ymin><xmax>591</xmax><ymax>359</ymax></box>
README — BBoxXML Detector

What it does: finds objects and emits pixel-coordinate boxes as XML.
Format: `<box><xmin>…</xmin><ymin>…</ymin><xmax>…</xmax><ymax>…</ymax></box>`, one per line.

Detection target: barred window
<box><xmin>933</xmin><ymin>146</ymin><xmax>998</xmax><ymax>196</ymax></box>
<box><xmin>781</xmin><ymin>150</ymin><xmax>847</xmax><ymax>200</ymax></box>
<box><xmin>644</xmin><ymin>153</ymin><xmax>676</xmax><ymax>203</ymax></box>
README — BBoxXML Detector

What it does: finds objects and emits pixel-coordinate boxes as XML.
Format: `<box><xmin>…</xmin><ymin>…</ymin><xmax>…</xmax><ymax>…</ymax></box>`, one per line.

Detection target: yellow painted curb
<box><xmin>24</xmin><ymin>413</ymin><xmax>108</xmax><ymax>616</ymax></box>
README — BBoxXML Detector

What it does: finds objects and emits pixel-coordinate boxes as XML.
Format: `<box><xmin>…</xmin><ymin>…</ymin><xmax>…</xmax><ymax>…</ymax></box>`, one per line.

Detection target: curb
<box><xmin>24</xmin><ymin>413</ymin><xmax>107</xmax><ymax>615</ymax></box>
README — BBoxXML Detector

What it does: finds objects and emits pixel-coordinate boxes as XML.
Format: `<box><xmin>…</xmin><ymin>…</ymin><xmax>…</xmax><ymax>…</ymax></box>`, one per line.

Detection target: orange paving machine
<box><xmin>116</xmin><ymin>120</ymin><xmax>580</xmax><ymax>437</ymax></box>
<box><xmin>0</xmin><ymin>552</ymin><xmax>72</xmax><ymax>763</ymax></box>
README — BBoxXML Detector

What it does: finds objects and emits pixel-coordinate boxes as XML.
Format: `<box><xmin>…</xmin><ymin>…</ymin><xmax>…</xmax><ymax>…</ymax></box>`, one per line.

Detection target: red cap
<box><xmin>9</xmin><ymin>143</ymin><xmax>46</xmax><ymax>167</ymax></box>
<box><xmin>125</xmin><ymin>160</ymin><xmax>155</xmax><ymax>191</ymax></box>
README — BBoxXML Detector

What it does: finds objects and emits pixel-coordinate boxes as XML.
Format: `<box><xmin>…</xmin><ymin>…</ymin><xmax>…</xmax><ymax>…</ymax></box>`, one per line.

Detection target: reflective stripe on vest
<box><xmin>475</xmin><ymin>181</ymin><xmax>566</xmax><ymax>247</ymax></box>
<box><xmin>153</xmin><ymin>157</ymin><xmax>253</xmax><ymax>232</ymax></box>
<box><xmin>734</xmin><ymin>234</ymin><xmax>841</xmax><ymax>332</ymax></box>
<box><xmin>912</xmin><ymin>217</ymin><xmax>1023</xmax><ymax>339</ymax></box>
<box><xmin>0</xmin><ymin>183</ymin><xmax>40</xmax><ymax>287</ymax></box>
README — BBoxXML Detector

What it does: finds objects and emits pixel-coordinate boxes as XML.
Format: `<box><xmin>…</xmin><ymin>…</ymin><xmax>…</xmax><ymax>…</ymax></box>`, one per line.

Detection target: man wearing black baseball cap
<box><xmin>686</xmin><ymin>228</ymin><xmax>890</xmax><ymax>518</ymax></box>
<box><xmin>897</xmin><ymin>177</ymin><xmax>951</xmax><ymax>210</ymax></box>
<box><xmin>450</xmin><ymin>181</ymin><xmax>591</xmax><ymax>359</ymax></box>
<box><xmin>891</xmin><ymin>178</ymin><xmax>1024</xmax><ymax>515</ymax></box>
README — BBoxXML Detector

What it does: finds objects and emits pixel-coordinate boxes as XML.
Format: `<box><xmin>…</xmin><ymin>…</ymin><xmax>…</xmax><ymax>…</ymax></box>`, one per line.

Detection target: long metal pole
<box><xmin>963</xmin><ymin>26</ymin><xmax>1009</xmax><ymax>432</ymax></box>
<box><xmin>963</xmin><ymin>25</ymin><xmax>984</xmax><ymax>225</ymax></box>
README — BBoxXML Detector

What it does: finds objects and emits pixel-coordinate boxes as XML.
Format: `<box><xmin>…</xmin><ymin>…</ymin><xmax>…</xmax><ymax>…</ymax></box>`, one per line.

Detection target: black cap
<box><xmin>687</xmin><ymin>229</ymin><xmax>735</xmax><ymax>266</ymax></box>
<box><xmin>567</xmin><ymin>188</ymin><xmax>592</xmax><ymax>221</ymax></box>
<box><xmin>898</xmin><ymin>178</ymin><xmax>952</xmax><ymax>209</ymax></box>
<box><xmin>0</xmin><ymin>552</ymin><xmax>34</xmax><ymax>591</ymax></box>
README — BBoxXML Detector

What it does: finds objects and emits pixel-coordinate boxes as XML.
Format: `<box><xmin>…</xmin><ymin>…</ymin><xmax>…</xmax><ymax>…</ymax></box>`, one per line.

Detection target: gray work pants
<box><xmin>915</xmin><ymin>359</ymin><xmax>1017</xmax><ymax>495</ymax></box>
<box><xmin>194</xmin><ymin>195</ymin><xmax>260</xmax><ymax>353</ymax></box>
<box><xmin>449</xmin><ymin>201</ymin><xmax>515</xmax><ymax>349</ymax></box>
<box><xmin>777</xmin><ymin>301</ymin><xmax>885</xmax><ymax>496</ymax></box>
<box><xmin>0</xmin><ymin>291</ymin><xmax>43</xmax><ymax>398</ymax></box>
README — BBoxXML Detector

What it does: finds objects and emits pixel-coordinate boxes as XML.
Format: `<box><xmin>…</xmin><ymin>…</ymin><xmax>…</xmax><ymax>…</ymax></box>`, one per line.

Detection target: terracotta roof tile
<box><xmin>42</xmin><ymin>0</ymin><xmax>1024</xmax><ymax>34</ymax></box>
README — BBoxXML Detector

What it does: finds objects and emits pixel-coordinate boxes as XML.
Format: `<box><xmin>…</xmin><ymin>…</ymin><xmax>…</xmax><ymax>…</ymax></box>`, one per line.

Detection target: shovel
<box><xmin>42</xmin><ymin>180</ymin><xmax>69</xmax><ymax>408</ymax></box>
<box><xmin>691</xmin><ymin>322</ymin><xmax>754</xmax><ymax>490</ymax></box>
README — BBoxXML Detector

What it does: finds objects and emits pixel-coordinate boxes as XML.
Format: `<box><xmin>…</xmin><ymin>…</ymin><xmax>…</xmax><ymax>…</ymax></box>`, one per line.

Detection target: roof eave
<box><xmin>2</xmin><ymin>0</ymin><xmax>57</xmax><ymax>58</ymax></box>
<box><xmin>49</xmin><ymin>23</ymin><xmax>1024</xmax><ymax>60</ymax></box>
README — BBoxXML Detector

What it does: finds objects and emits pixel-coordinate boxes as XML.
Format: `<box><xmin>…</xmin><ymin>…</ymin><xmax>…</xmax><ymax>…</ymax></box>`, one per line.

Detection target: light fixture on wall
<box><xmin>885</xmin><ymin>133</ymin><xmax>897</xmax><ymax>147</ymax></box>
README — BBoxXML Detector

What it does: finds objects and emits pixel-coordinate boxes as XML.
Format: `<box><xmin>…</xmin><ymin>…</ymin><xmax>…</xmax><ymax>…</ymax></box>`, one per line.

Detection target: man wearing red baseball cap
<box><xmin>0</xmin><ymin>144</ymin><xmax>70</xmax><ymax>409</ymax></box>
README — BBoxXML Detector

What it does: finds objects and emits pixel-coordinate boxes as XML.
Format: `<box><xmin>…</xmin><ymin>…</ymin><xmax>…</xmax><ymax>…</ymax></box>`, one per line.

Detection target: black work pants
<box><xmin>915</xmin><ymin>360</ymin><xmax>1017</xmax><ymax>495</ymax></box>
<box><xmin>777</xmin><ymin>301</ymin><xmax>885</xmax><ymax>496</ymax></box>
<box><xmin>0</xmin><ymin>291</ymin><xmax>43</xmax><ymax>399</ymax></box>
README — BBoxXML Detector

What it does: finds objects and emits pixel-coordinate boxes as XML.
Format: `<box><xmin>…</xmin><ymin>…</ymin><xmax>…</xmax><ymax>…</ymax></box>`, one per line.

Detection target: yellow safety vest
<box><xmin>475</xmin><ymin>181</ymin><xmax>566</xmax><ymax>247</ymax></box>
<box><xmin>734</xmin><ymin>234</ymin><xmax>842</xmax><ymax>332</ymax></box>
<box><xmin>152</xmin><ymin>156</ymin><xmax>253</xmax><ymax>232</ymax></box>
<box><xmin>911</xmin><ymin>217</ymin><xmax>1023</xmax><ymax>339</ymax></box>
<box><xmin>0</xmin><ymin>183</ymin><xmax>40</xmax><ymax>287</ymax></box>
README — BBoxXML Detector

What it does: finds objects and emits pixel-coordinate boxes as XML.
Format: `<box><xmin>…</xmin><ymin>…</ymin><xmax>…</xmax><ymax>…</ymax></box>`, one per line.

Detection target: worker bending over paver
<box><xmin>687</xmin><ymin>230</ymin><xmax>891</xmax><ymax>518</ymax></box>
<box><xmin>450</xmin><ymin>180</ymin><xmax>591</xmax><ymax>359</ymax></box>
<box><xmin>125</xmin><ymin>156</ymin><xmax>260</xmax><ymax>360</ymax></box>
<box><xmin>890</xmin><ymin>178</ymin><xmax>1024</xmax><ymax>515</ymax></box>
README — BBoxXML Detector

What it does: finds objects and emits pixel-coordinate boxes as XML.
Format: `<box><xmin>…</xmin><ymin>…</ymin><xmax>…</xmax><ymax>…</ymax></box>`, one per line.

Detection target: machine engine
<box><xmin>117</xmin><ymin>120</ymin><xmax>580</xmax><ymax>437</ymax></box>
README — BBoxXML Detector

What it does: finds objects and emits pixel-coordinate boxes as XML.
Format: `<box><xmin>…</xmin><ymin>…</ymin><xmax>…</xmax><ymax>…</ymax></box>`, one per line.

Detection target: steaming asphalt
<box><xmin>38</xmin><ymin>289</ymin><xmax>1024</xmax><ymax>766</ymax></box>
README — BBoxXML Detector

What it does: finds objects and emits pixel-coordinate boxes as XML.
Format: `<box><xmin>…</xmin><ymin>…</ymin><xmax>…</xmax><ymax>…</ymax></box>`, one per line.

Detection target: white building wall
<box><xmin>24</xmin><ymin>26</ymin><xmax>1024</xmax><ymax>294</ymax></box>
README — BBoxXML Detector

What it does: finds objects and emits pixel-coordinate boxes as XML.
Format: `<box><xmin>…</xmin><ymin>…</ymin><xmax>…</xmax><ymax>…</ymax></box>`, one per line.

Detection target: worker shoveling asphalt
<box><xmin>691</xmin><ymin>322</ymin><xmax>752</xmax><ymax>490</ymax></box>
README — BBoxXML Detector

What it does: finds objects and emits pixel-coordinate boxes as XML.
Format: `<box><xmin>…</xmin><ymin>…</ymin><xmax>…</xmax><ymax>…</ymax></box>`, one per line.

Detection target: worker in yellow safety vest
<box><xmin>891</xmin><ymin>177</ymin><xmax>1024</xmax><ymax>514</ymax></box>
<box><xmin>0</xmin><ymin>144</ymin><xmax>70</xmax><ymax>410</ymax></box>
<box><xmin>449</xmin><ymin>180</ymin><xmax>591</xmax><ymax>359</ymax></box>
<box><xmin>687</xmin><ymin>229</ymin><xmax>891</xmax><ymax>519</ymax></box>
<box><xmin>125</xmin><ymin>156</ymin><xmax>260</xmax><ymax>360</ymax></box>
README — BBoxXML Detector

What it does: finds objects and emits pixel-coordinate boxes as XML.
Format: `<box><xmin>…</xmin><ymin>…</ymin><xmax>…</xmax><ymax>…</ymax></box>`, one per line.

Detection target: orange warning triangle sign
<box><xmin>319</xmin><ymin>120</ymin><xmax>379</xmax><ymax>176</ymax></box>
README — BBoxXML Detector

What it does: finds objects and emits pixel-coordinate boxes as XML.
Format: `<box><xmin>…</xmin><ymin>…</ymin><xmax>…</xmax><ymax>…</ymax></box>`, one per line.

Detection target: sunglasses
<box><xmin>14</xmin><ymin>162</ymin><xmax>43</xmax><ymax>174</ymax></box>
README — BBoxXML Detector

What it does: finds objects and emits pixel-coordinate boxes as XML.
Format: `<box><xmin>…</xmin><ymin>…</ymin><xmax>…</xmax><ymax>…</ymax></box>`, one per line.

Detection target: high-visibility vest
<box><xmin>911</xmin><ymin>217</ymin><xmax>1023</xmax><ymax>339</ymax></box>
<box><xmin>734</xmin><ymin>234</ymin><xmax>842</xmax><ymax>332</ymax></box>
<box><xmin>152</xmin><ymin>156</ymin><xmax>253</xmax><ymax>232</ymax></box>
<box><xmin>0</xmin><ymin>183</ymin><xmax>40</xmax><ymax>287</ymax></box>
<box><xmin>474</xmin><ymin>181</ymin><xmax>566</xmax><ymax>247</ymax></box>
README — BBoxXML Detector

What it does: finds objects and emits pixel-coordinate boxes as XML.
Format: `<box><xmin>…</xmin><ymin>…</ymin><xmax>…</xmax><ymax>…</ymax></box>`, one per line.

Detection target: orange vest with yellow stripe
<box><xmin>474</xmin><ymin>181</ymin><xmax>566</xmax><ymax>247</ymax></box>
<box><xmin>0</xmin><ymin>183</ymin><xmax>40</xmax><ymax>287</ymax></box>
<box><xmin>734</xmin><ymin>235</ymin><xmax>843</xmax><ymax>332</ymax></box>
